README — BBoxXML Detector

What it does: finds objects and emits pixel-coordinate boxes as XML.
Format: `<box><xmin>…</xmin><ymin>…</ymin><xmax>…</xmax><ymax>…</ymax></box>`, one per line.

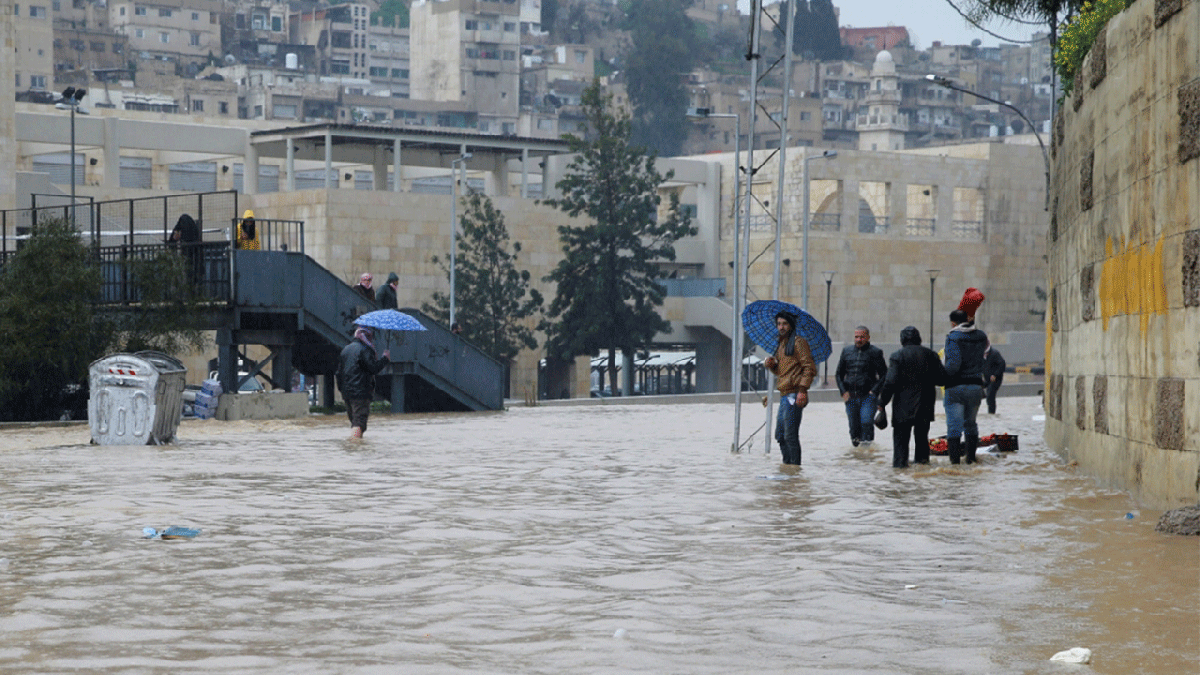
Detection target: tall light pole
<box><xmin>449</xmin><ymin>152</ymin><xmax>471</xmax><ymax>328</ymax></box>
<box><xmin>802</xmin><ymin>150</ymin><xmax>837</xmax><ymax>311</ymax></box>
<box><xmin>926</xmin><ymin>74</ymin><xmax>1050</xmax><ymax>211</ymax></box>
<box><xmin>686</xmin><ymin>107</ymin><xmax>741</xmax><ymax>396</ymax></box>
<box><xmin>56</xmin><ymin>87</ymin><xmax>87</xmax><ymax>229</ymax></box>
<box><xmin>822</xmin><ymin>270</ymin><xmax>835</xmax><ymax>386</ymax></box>
<box><xmin>928</xmin><ymin>269</ymin><xmax>940</xmax><ymax>346</ymax></box>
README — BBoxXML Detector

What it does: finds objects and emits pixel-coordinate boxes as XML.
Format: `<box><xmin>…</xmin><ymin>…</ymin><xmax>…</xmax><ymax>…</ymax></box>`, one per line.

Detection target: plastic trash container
<box><xmin>88</xmin><ymin>351</ymin><xmax>187</xmax><ymax>445</ymax></box>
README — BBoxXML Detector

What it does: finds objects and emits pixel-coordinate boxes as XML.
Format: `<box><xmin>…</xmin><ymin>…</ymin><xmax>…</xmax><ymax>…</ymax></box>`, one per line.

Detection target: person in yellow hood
<box><xmin>236</xmin><ymin>209</ymin><xmax>260</xmax><ymax>250</ymax></box>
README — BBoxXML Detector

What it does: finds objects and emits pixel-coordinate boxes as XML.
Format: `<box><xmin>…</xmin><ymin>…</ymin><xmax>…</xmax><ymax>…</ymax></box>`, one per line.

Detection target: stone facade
<box><xmin>1047</xmin><ymin>0</ymin><xmax>1200</xmax><ymax>508</ymax></box>
<box><xmin>0</xmin><ymin>0</ymin><xmax>15</xmax><ymax>209</ymax></box>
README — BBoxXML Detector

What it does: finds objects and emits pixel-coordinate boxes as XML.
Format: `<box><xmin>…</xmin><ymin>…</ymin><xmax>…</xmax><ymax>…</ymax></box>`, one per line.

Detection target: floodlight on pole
<box><xmin>57</xmin><ymin>87</ymin><xmax>87</xmax><ymax>229</ymax></box>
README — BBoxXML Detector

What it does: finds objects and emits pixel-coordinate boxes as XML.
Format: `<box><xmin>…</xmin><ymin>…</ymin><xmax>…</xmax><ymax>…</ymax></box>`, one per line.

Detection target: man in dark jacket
<box><xmin>943</xmin><ymin>309</ymin><xmax>988</xmax><ymax>464</ymax></box>
<box><xmin>169</xmin><ymin>213</ymin><xmax>203</xmax><ymax>284</ymax></box>
<box><xmin>336</xmin><ymin>326</ymin><xmax>389</xmax><ymax>438</ymax></box>
<box><xmin>376</xmin><ymin>271</ymin><xmax>399</xmax><ymax>309</ymax></box>
<box><xmin>835</xmin><ymin>325</ymin><xmax>888</xmax><ymax>446</ymax></box>
<box><xmin>983</xmin><ymin>345</ymin><xmax>1006</xmax><ymax>414</ymax></box>
<box><xmin>877</xmin><ymin>327</ymin><xmax>946</xmax><ymax>468</ymax></box>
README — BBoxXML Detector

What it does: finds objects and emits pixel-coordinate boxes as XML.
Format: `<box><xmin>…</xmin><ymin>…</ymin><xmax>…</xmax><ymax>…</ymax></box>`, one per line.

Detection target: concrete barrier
<box><xmin>215</xmin><ymin>392</ymin><xmax>310</xmax><ymax>420</ymax></box>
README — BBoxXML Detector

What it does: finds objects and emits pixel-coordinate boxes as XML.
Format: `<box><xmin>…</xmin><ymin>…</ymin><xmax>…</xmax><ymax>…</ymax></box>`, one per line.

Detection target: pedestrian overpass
<box><xmin>0</xmin><ymin>191</ymin><xmax>505</xmax><ymax>413</ymax></box>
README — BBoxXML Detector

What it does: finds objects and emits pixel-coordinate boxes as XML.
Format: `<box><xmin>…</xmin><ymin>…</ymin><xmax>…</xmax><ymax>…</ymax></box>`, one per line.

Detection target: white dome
<box><xmin>875</xmin><ymin>50</ymin><xmax>894</xmax><ymax>64</ymax></box>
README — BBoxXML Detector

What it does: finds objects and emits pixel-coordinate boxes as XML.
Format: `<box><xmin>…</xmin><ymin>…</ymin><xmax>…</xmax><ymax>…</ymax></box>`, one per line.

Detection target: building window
<box><xmin>158</xmin><ymin>7</ymin><xmax>170</xmax><ymax>17</ymax></box>
<box><xmin>191</xmin><ymin>11</ymin><xmax>199</xmax><ymax>20</ymax></box>
<box><xmin>503</xmin><ymin>50</ymin><xmax>515</xmax><ymax>60</ymax></box>
<box><xmin>272</xmin><ymin>16</ymin><xmax>282</xmax><ymax>31</ymax></box>
<box><xmin>12</xmin><ymin>5</ymin><xmax>18</xmax><ymax>15</ymax></box>
<box><xmin>70</xmin><ymin>38</ymin><xmax>84</xmax><ymax>50</ymax></box>
<box><xmin>52</xmin><ymin>0</ymin><xmax>59</xmax><ymax>9</ymax></box>
<box><xmin>575</xmin><ymin>50</ymin><xmax>586</xmax><ymax>64</ymax></box>
<box><xmin>159</xmin><ymin>32</ymin><xmax>169</xmax><ymax>43</ymax></box>
<box><xmin>14</xmin><ymin>74</ymin><xmax>19</xmax><ymax>87</ymax></box>
<box><xmin>465</xmin><ymin>19</ymin><xmax>478</xmax><ymax>30</ymax></box>
<box><xmin>252</xmin><ymin>14</ymin><xmax>265</xmax><ymax>29</ymax></box>
<box><xmin>219</xmin><ymin>101</ymin><xmax>228</xmax><ymax>114</ymax></box>
<box><xmin>193</xmin><ymin>99</ymin><xmax>203</xmax><ymax>112</ymax></box>
<box><xmin>134</xmin><ymin>28</ymin><xmax>144</xmax><ymax>38</ymax></box>
<box><xmin>503</xmin><ymin>21</ymin><xmax>515</xmax><ymax>31</ymax></box>
<box><xmin>91</xmin><ymin>41</ymin><xmax>105</xmax><ymax>52</ymax></box>
<box><xmin>29</xmin><ymin>5</ymin><xmax>46</xmax><ymax>18</ymax></box>
<box><xmin>30</xmin><ymin>75</ymin><xmax>46</xmax><ymax>89</ymax></box>
<box><xmin>119</xmin><ymin>6</ymin><xmax>124</xmax><ymax>15</ymax></box>
<box><xmin>190</xmin><ymin>32</ymin><xmax>200</xmax><ymax>46</ymax></box>
<box><xmin>369</xmin><ymin>66</ymin><xmax>387</xmax><ymax>77</ymax></box>
<box><xmin>537</xmin><ymin>118</ymin><xmax>553</xmax><ymax>131</ymax></box>
<box><xmin>134</xmin><ymin>6</ymin><xmax>146</xmax><ymax>15</ymax></box>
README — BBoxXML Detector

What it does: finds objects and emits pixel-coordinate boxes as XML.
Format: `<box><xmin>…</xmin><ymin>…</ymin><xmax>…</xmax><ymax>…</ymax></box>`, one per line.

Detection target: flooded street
<box><xmin>0</xmin><ymin>396</ymin><xmax>1195</xmax><ymax>674</ymax></box>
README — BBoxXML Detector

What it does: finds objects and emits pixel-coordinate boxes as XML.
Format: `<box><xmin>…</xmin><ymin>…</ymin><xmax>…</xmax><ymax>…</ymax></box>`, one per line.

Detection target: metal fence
<box><xmin>905</xmin><ymin>218</ymin><xmax>936</xmax><ymax>236</ymax></box>
<box><xmin>951</xmin><ymin>220</ymin><xmax>985</xmax><ymax>239</ymax></box>
<box><xmin>658</xmin><ymin>277</ymin><xmax>726</xmax><ymax>298</ymax></box>
<box><xmin>810</xmin><ymin>212</ymin><xmax>841</xmax><ymax>232</ymax></box>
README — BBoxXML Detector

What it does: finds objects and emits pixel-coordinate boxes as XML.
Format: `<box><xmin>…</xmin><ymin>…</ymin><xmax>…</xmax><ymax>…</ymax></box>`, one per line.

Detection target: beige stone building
<box><xmin>409</xmin><ymin>0</ymin><xmax>521</xmax><ymax>134</ymax></box>
<box><xmin>14</xmin><ymin>0</ymin><xmax>54</xmax><ymax>95</ymax></box>
<box><xmin>109</xmin><ymin>0</ymin><xmax>222</xmax><ymax>64</ymax></box>
<box><xmin>1045</xmin><ymin>0</ymin><xmax>1199</xmax><ymax>508</ymax></box>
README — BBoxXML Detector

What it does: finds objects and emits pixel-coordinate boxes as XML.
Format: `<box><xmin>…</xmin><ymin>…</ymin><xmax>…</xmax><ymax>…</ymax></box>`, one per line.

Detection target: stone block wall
<box><xmin>1047</xmin><ymin>0</ymin><xmax>1200</xmax><ymax>508</ymax></box>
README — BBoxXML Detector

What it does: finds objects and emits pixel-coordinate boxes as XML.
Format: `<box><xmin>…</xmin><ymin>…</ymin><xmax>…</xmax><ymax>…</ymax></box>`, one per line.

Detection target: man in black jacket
<box><xmin>983</xmin><ymin>345</ymin><xmax>1006</xmax><ymax>414</ymax></box>
<box><xmin>877</xmin><ymin>327</ymin><xmax>946</xmax><ymax>467</ymax></box>
<box><xmin>337</xmin><ymin>326</ymin><xmax>389</xmax><ymax>438</ymax></box>
<box><xmin>835</xmin><ymin>325</ymin><xmax>888</xmax><ymax>446</ymax></box>
<box><xmin>377</xmin><ymin>272</ymin><xmax>399</xmax><ymax>309</ymax></box>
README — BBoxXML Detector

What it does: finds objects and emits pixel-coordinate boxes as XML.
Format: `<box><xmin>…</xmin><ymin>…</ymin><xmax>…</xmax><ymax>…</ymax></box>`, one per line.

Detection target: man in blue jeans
<box><xmin>943</xmin><ymin>308</ymin><xmax>988</xmax><ymax>464</ymax></box>
<box><xmin>835</xmin><ymin>325</ymin><xmax>888</xmax><ymax>447</ymax></box>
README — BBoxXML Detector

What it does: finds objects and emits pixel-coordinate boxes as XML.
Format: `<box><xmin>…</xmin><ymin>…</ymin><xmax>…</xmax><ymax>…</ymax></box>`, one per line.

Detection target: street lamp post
<box><xmin>56</xmin><ymin>87</ymin><xmax>87</xmax><ymax>229</ymax></box>
<box><xmin>449</xmin><ymin>152</ymin><xmax>472</xmax><ymax>327</ymax></box>
<box><xmin>928</xmin><ymin>269</ymin><xmax>940</xmax><ymax>346</ymax></box>
<box><xmin>802</xmin><ymin>150</ymin><xmax>837</xmax><ymax>311</ymax></box>
<box><xmin>926</xmin><ymin>74</ymin><xmax>1050</xmax><ymax>210</ymax></box>
<box><xmin>822</xmin><ymin>270</ymin><xmax>835</xmax><ymax>386</ymax></box>
<box><xmin>688</xmin><ymin>107</ymin><xmax>745</xmax><ymax>449</ymax></box>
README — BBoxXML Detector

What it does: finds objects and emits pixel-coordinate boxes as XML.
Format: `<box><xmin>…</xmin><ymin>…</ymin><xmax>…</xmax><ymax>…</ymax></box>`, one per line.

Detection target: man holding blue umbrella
<box><xmin>337</xmin><ymin>326</ymin><xmax>390</xmax><ymax>439</ymax></box>
<box><xmin>763</xmin><ymin>311</ymin><xmax>818</xmax><ymax>466</ymax></box>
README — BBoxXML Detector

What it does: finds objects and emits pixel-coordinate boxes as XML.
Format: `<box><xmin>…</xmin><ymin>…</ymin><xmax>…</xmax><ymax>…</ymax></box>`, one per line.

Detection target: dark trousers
<box><xmin>892</xmin><ymin>419</ymin><xmax>932</xmax><ymax>467</ymax></box>
<box><xmin>986</xmin><ymin>377</ymin><xmax>1003</xmax><ymax>413</ymax></box>
<box><xmin>774</xmin><ymin>395</ymin><xmax>804</xmax><ymax>465</ymax></box>
<box><xmin>844</xmin><ymin>394</ymin><xmax>877</xmax><ymax>443</ymax></box>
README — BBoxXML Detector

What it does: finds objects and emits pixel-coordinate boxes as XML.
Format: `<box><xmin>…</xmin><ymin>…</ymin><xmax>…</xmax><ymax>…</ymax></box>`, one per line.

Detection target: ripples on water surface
<box><xmin>0</xmin><ymin>397</ymin><xmax>1195</xmax><ymax>674</ymax></box>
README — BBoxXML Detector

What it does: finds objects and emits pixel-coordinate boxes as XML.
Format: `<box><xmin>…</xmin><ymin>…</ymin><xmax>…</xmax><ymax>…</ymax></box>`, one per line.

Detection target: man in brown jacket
<box><xmin>764</xmin><ymin>311</ymin><xmax>818</xmax><ymax>465</ymax></box>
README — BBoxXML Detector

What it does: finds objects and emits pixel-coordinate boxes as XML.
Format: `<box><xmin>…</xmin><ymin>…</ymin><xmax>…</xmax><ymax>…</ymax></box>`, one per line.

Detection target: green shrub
<box><xmin>1054</xmin><ymin>0</ymin><xmax>1135</xmax><ymax>97</ymax></box>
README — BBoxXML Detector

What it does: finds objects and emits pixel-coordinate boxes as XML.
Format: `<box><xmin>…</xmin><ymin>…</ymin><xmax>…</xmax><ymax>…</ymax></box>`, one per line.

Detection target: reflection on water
<box><xmin>0</xmin><ymin>398</ymin><xmax>1195</xmax><ymax>674</ymax></box>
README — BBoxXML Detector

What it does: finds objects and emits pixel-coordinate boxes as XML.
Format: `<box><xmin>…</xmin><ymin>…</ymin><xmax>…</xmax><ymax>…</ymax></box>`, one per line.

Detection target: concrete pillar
<box><xmin>372</xmin><ymin>145</ymin><xmax>387</xmax><ymax>191</ymax></box>
<box><xmin>324</xmin><ymin>130</ymin><xmax>333</xmax><ymax>190</ymax></box>
<box><xmin>520</xmin><ymin>148</ymin><xmax>529</xmax><ymax>198</ymax></box>
<box><xmin>216</xmin><ymin>328</ymin><xmax>237</xmax><ymax>397</ymax></box>
<box><xmin>695</xmin><ymin>335</ymin><xmax>731</xmax><ymax>393</ymax></box>
<box><xmin>102</xmin><ymin>117</ymin><xmax>120</xmax><ymax>189</ymax></box>
<box><xmin>840</xmin><ymin>179</ymin><xmax>859</xmax><ymax>233</ymax></box>
<box><xmin>488</xmin><ymin>152</ymin><xmax>508</xmax><ymax>197</ymax></box>
<box><xmin>936</xmin><ymin>184</ymin><xmax>954</xmax><ymax>234</ymax></box>
<box><xmin>542</xmin><ymin>153</ymin><xmax>571</xmax><ymax>200</ymax></box>
<box><xmin>271</xmin><ymin>346</ymin><xmax>293</xmax><ymax>393</ymax></box>
<box><xmin>244</xmin><ymin>135</ymin><xmax>259</xmax><ymax>195</ymax></box>
<box><xmin>286</xmin><ymin>139</ymin><xmax>295</xmax><ymax>192</ymax></box>
<box><xmin>621</xmin><ymin>351</ymin><xmax>633</xmax><ymax>396</ymax></box>
<box><xmin>393</xmin><ymin>139</ymin><xmax>403</xmax><ymax>193</ymax></box>
<box><xmin>888</xmin><ymin>181</ymin><xmax>906</xmax><ymax>232</ymax></box>
<box><xmin>696</xmin><ymin>160</ymin><xmax>722</xmax><ymax>275</ymax></box>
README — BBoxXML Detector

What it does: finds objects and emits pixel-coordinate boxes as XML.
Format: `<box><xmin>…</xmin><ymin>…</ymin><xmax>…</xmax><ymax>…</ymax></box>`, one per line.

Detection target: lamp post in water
<box><xmin>449</xmin><ymin>152</ymin><xmax>472</xmax><ymax>328</ymax></box>
<box><xmin>928</xmin><ymin>269</ymin><xmax>940</xmax><ymax>346</ymax></box>
<box><xmin>822</xmin><ymin>270</ymin><xmax>835</xmax><ymax>385</ymax></box>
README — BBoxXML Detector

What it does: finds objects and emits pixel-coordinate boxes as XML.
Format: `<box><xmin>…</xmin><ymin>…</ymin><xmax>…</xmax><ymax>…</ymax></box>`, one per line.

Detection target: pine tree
<box><xmin>541</xmin><ymin>81</ymin><xmax>697</xmax><ymax>395</ymax></box>
<box><xmin>423</xmin><ymin>192</ymin><xmax>544</xmax><ymax>364</ymax></box>
<box><xmin>623</xmin><ymin>0</ymin><xmax>697</xmax><ymax>157</ymax></box>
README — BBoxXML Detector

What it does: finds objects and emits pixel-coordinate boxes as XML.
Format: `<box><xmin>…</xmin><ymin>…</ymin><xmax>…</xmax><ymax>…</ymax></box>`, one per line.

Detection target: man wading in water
<box><xmin>763</xmin><ymin>312</ymin><xmax>817</xmax><ymax>466</ymax></box>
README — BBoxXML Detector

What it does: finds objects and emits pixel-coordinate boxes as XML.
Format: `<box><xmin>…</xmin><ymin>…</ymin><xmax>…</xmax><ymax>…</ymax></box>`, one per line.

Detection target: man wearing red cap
<box><xmin>942</xmin><ymin>289</ymin><xmax>988</xmax><ymax>464</ymax></box>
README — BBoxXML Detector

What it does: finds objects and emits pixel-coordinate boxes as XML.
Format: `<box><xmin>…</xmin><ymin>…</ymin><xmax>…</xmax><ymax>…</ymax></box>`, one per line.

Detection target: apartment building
<box><xmin>109</xmin><ymin>0</ymin><xmax>222</xmax><ymax>65</ymax></box>
<box><xmin>409</xmin><ymin>0</ymin><xmax>521</xmax><ymax>134</ymax></box>
<box><xmin>14</xmin><ymin>2</ymin><xmax>55</xmax><ymax>95</ymax></box>
<box><xmin>366</xmin><ymin>22</ymin><xmax>410</xmax><ymax>99</ymax></box>
<box><xmin>292</xmin><ymin>3</ymin><xmax>371</xmax><ymax>80</ymax></box>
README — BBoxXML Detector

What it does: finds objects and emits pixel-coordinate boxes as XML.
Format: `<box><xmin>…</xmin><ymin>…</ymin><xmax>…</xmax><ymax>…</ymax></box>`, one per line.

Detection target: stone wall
<box><xmin>1047</xmin><ymin>0</ymin><xmax>1200</xmax><ymax>508</ymax></box>
<box><xmin>0</xmin><ymin>1</ymin><xmax>16</xmax><ymax>210</ymax></box>
<box><xmin>703</xmin><ymin>142</ymin><xmax>1050</xmax><ymax>347</ymax></box>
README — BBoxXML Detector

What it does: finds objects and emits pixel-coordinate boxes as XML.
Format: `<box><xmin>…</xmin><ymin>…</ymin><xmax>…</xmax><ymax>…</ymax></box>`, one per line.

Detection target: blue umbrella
<box><xmin>354</xmin><ymin>309</ymin><xmax>427</xmax><ymax>332</ymax></box>
<box><xmin>741</xmin><ymin>300</ymin><xmax>832</xmax><ymax>364</ymax></box>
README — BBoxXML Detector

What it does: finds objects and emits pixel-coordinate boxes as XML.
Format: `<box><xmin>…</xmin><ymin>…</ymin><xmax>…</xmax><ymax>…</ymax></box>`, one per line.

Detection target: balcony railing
<box><xmin>951</xmin><ymin>220</ymin><xmax>985</xmax><ymax>239</ymax></box>
<box><xmin>809</xmin><ymin>212</ymin><xmax>841</xmax><ymax>232</ymax></box>
<box><xmin>905</xmin><ymin>218</ymin><xmax>936</xmax><ymax>236</ymax></box>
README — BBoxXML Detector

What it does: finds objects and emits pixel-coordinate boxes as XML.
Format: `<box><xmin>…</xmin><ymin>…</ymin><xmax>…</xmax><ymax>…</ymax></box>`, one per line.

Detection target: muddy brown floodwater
<box><xmin>0</xmin><ymin>396</ymin><xmax>1195</xmax><ymax>674</ymax></box>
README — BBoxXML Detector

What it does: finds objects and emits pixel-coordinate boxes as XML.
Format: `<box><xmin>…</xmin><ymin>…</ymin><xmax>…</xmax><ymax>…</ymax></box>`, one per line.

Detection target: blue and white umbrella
<box><xmin>354</xmin><ymin>309</ymin><xmax>427</xmax><ymax>332</ymax></box>
<box><xmin>741</xmin><ymin>300</ymin><xmax>832</xmax><ymax>364</ymax></box>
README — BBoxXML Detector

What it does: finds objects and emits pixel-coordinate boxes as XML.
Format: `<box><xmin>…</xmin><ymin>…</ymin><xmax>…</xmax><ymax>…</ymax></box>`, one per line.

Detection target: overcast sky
<box><xmin>837</xmin><ymin>0</ymin><xmax>1046</xmax><ymax>49</ymax></box>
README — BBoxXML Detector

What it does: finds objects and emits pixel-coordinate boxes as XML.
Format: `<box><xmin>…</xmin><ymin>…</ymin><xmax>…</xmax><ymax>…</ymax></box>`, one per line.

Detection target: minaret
<box><xmin>857</xmin><ymin>50</ymin><xmax>906</xmax><ymax>152</ymax></box>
